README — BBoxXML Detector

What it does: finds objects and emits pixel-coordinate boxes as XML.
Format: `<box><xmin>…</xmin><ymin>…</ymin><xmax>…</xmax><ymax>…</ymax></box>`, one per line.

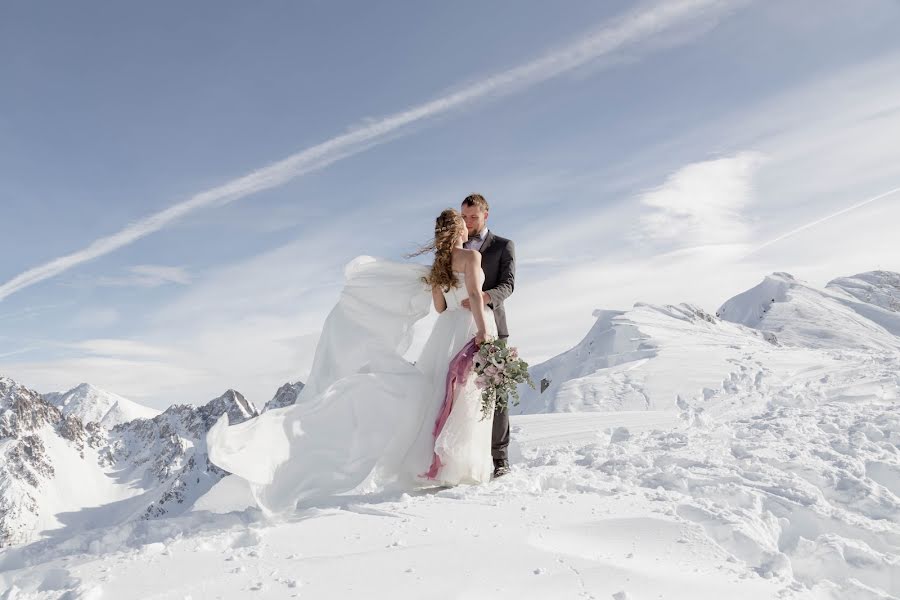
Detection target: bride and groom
<box><xmin>207</xmin><ymin>194</ymin><xmax>517</xmax><ymax>511</ymax></box>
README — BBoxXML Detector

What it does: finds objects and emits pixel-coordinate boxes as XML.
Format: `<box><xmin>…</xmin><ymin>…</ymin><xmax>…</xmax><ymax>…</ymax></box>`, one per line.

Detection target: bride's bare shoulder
<box><xmin>452</xmin><ymin>247</ymin><xmax>481</xmax><ymax>261</ymax></box>
<box><xmin>451</xmin><ymin>247</ymin><xmax>481</xmax><ymax>271</ymax></box>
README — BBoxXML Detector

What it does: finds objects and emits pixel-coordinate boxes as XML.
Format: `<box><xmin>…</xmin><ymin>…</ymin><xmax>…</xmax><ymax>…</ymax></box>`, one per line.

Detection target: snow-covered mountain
<box><xmin>43</xmin><ymin>383</ymin><xmax>160</xmax><ymax>429</ymax></box>
<box><xmin>827</xmin><ymin>270</ymin><xmax>900</xmax><ymax>313</ymax></box>
<box><xmin>262</xmin><ymin>381</ymin><xmax>305</xmax><ymax>412</ymax></box>
<box><xmin>109</xmin><ymin>389</ymin><xmax>259</xmax><ymax>520</ymax></box>
<box><xmin>516</xmin><ymin>302</ymin><xmax>775</xmax><ymax>414</ymax></box>
<box><xmin>0</xmin><ymin>380</ymin><xmax>259</xmax><ymax>546</ymax></box>
<box><xmin>0</xmin><ymin>377</ymin><xmax>107</xmax><ymax>547</ymax></box>
<box><xmin>521</xmin><ymin>271</ymin><xmax>900</xmax><ymax>415</ymax></box>
<box><xmin>717</xmin><ymin>271</ymin><xmax>900</xmax><ymax>350</ymax></box>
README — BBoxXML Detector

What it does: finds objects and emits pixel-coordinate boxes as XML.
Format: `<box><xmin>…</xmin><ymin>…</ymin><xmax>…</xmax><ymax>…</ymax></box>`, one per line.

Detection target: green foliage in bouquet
<box><xmin>473</xmin><ymin>338</ymin><xmax>535</xmax><ymax>420</ymax></box>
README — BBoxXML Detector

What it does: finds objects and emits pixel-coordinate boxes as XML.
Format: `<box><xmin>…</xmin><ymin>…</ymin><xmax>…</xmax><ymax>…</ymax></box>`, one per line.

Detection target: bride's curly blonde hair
<box><xmin>409</xmin><ymin>209</ymin><xmax>465</xmax><ymax>291</ymax></box>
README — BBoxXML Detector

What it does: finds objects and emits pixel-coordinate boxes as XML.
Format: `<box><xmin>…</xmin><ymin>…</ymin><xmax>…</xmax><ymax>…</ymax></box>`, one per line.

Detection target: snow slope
<box><xmin>1</xmin><ymin>381</ymin><xmax>261</xmax><ymax>546</ymax></box>
<box><xmin>515</xmin><ymin>303</ymin><xmax>780</xmax><ymax>414</ymax></box>
<box><xmin>520</xmin><ymin>272</ymin><xmax>900</xmax><ymax>416</ymax></box>
<box><xmin>718</xmin><ymin>272</ymin><xmax>900</xmax><ymax>350</ymax></box>
<box><xmin>827</xmin><ymin>270</ymin><xmax>900</xmax><ymax>313</ymax></box>
<box><xmin>0</xmin><ymin>378</ymin><xmax>118</xmax><ymax>547</ymax></box>
<box><xmin>108</xmin><ymin>389</ymin><xmax>260</xmax><ymax>520</ymax></box>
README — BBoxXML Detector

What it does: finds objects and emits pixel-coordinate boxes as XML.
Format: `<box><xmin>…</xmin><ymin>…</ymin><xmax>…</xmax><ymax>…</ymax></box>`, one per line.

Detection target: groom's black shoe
<box><xmin>492</xmin><ymin>459</ymin><xmax>510</xmax><ymax>479</ymax></box>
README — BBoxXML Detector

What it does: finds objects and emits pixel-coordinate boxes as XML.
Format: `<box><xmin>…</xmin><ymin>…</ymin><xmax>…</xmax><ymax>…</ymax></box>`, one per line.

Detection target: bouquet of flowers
<box><xmin>474</xmin><ymin>337</ymin><xmax>534</xmax><ymax>420</ymax></box>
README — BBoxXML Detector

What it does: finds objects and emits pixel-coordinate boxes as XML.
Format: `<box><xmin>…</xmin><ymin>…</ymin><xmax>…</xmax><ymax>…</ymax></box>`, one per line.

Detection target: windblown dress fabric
<box><xmin>207</xmin><ymin>257</ymin><xmax>495</xmax><ymax>513</ymax></box>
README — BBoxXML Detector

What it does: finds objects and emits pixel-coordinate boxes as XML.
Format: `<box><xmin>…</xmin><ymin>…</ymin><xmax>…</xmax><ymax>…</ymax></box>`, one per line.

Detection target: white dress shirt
<box><xmin>464</xmin><ymin>228</ymin><xmax>489</xmax><ymax>251</ymax></box>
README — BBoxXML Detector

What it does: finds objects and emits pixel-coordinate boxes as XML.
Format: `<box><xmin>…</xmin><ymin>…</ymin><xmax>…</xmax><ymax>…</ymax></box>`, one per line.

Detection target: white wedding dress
<box><xmin>207</xmin><ymin>256</ymin><xmax>497</xmax><ymax>513</ymax></box>
<box><xmin>414</xmin><ymin>269</ymin><xmax>496</xmax><ymax>486</ymax></box>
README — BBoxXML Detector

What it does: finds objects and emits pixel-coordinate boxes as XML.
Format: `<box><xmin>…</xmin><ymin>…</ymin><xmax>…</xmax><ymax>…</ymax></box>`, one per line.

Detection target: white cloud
<box><xmin>0</xmin><ymin>0</ymin><xmax>743</xmax><ymax>303</ymax></box>
<box><xmin>4</xmin><ymin>356</ymin><xmax>209</xmax><ymax>404</ymax></box>
<box><xmin>678</xmin><ymin>51</ymin><xmax>900</xmax><ymax>221</ymax></box>
<box><xmin>638</xmin><ymin>152</ymin><xmax>764</xmax><ymax>248</ymax></box>
<box><xmin>93</xmin><ymin>265</ymin><xmax>193</xmax><ymax>288</ymax></box>
<box><xmin>4</xmin><ymin>323</ymin><xmax>319</xmax><ymax>409</ymax></box>
<box><xmin>0</xmin><ymin>347</ymin><xmax>40</xmax><ymax>360</ymax></box>
<box><xmin>71</xmin><ymin>338</ymin><xmax>171</xmax><ymax>358</ymax></box>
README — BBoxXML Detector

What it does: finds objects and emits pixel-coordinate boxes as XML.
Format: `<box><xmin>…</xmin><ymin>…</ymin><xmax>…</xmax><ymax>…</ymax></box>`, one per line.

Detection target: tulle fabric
<box><xmin>207</xmin><ymin>257</ymin><xmax>495</xmax><ymax>513</ymax></box>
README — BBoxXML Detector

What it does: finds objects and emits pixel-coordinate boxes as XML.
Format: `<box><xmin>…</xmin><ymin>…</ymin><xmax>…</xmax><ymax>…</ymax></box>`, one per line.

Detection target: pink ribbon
<box><xmin>423</xmin><ymin>338</ymin><xmax>478</xmax><ymax>480</ymax></box>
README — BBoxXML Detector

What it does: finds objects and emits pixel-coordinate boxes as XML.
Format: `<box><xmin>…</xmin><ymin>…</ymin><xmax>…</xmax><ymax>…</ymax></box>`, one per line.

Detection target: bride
<box><xmin>207</xmin><ymin>209</ymin><xmax>499</xmax><ymax>513</ymax></box>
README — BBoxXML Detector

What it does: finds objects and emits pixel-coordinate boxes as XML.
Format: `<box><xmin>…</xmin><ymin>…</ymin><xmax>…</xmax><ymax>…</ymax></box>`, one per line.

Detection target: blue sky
<box><xmin>3</xmin><ymin>0</ymin><xmax>900</xmax><ymax>408</ymax></box>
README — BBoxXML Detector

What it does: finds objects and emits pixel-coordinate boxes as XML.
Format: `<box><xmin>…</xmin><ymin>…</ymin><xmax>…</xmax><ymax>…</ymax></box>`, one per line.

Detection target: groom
<box><xmin>459</xmin><ymin>193</ymin><xmax>516</xmax><ymax>479</ymax></box>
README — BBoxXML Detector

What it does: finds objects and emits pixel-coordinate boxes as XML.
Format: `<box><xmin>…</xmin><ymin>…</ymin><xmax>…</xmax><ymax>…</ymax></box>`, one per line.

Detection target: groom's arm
<box><xmin>486</xmin><ymin>240</ymin><xmax>516</xmax><ymax>308</ymax></box>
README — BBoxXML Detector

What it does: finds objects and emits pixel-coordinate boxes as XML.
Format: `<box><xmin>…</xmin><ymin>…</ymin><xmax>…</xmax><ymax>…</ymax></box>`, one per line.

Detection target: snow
<box><xmin>26</xmin><ymin>432</ymin><xmax>138</xmax><ymax>538</ymax></box>
<box><xmin>0</xmin><ymin>387</ymin><xmax>262</xmax><ymax>547</ymax></box>
<box><xmin>1</xmin><ymin>271</ymin><xmax>899</xmax><ymax>599</ymax></box>
<box><xmin>516</xmin><ymin>302</ymin><xmax>780</xmax><ymax>414</ymax></box>
<box><xmin>828</xmin><ymin>271</ymin><xmax>900</xmax><ymax>314</ymax></box>
<box><xmin>44</xmin><ymin>383</ymin><xmax>160</xmax><ymax>429</ymax></box>
<box><xmin>0</xmin><ymin>413</ymin><xmax>815</xmax><ymax>600</ymax></box>
<box><xmin>718</xmin><ymin>272</ymin><xmax>900</xmax><ymax>350</ymax></box>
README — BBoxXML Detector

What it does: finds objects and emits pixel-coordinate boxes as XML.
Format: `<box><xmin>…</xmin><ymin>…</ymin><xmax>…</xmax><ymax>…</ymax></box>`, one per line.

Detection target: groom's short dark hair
<box><xmin>462</xmin><ymin>194</ymin><xmax>489</xmax><ymax>212</ymax></box>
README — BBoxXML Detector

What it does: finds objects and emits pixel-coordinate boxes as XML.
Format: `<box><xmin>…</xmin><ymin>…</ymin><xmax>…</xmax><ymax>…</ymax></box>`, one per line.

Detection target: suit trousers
<box><xmin>491</xmin><ymin>334</ymin><xmax>511</xmax><ymax>463</ymax></box>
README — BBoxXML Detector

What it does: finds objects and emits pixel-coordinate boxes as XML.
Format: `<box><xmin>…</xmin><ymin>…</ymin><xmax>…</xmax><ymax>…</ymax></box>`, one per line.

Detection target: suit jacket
<box><xmin>478</xmin><ymin>231</ymin><xmax>516</xmax><ymax>338</ymax></box>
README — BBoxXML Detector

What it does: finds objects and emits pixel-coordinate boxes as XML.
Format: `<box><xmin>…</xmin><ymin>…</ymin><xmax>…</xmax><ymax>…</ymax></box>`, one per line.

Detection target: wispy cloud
<box><xmin>638</xmin><ymin>152</ymin><xmax>764</xmax><ymax>247</ymax></box>
<box><xmin>0</xmin><ymin>302</ymin><xmax>73</xmax><ymax>322</ymax></box>
<box><xmin>71</xmin><ymin>338</ymin><xmax>171</xmax><ymax>358</ymax></box>
<box><xmin>92</xmin><ymin>265</ymin><xmax>193</xmax><ymax>289</ymax></box>
<box><xmin>0</xmin><ymin>0</ymin><xmax>743</xmax><ymax>303</ymax></box>
<box><xmin>747</xmin><ymin>184</ymin><xmax>900</xmax><ymax>257</ymax></box>
<box><xmin>5</xmin><ymin>356</ymin><xmax>210</xmax><ymax>400</ymax></box>
<box><xmin>0</xmin><ymin>347</ymin><xmax>41</xmax><ymax>360</ymax></box>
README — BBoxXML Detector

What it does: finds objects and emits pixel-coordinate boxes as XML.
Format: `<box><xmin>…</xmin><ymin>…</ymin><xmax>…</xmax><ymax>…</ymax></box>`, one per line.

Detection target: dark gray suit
<box><xmin>476</xmin><ymin>231</ymin><xmax>516</xmax><ymax>462</ymax></box>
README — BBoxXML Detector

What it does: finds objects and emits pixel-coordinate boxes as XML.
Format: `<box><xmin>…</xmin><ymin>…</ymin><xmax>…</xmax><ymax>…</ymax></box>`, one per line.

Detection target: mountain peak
<box><xmin>0</xmin><ymin>374</ymin><xmax>98</xmax><ymax>455</ymax></box>
<box><xmin>769</xmin><ymin>271</ymin><xmax>796</xmax><ymax>281</ymax></box>
<box><xmin>263</xmin><ymin>381</ymin><xmax>305</xmax><ymax>412</ymax></box>
<box><xmin>718</xmin><ymin>271</ymin><xmax>900</xmax><ymax>350</ymax></box>
<box><xmin>201</xmin><ymin>389</ymin><xmax>259</xmax><ymax>427</ymax></box>
<box><xmin>45</xmin><ymin>382</ymin><xmax>159</xmax><ymax>429</ymax></box>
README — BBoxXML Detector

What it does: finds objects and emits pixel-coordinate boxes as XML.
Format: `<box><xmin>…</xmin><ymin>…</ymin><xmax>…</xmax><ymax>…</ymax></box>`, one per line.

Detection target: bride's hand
<box><xmin>475</xmin><ymin>330</ymin><xmax>488</xmax><ymax>346</ymax></box>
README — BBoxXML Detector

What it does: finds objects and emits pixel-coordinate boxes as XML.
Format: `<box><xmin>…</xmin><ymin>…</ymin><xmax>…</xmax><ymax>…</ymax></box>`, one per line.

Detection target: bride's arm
<box><xmin>432</xmin><ymin>285</ymin><xmax>447</xmax><ymax>313</ymax></box>
<box><xmin>464</xmin><ymin>252</ymin><xmax>489</xmax><ymax>343</ymax></box>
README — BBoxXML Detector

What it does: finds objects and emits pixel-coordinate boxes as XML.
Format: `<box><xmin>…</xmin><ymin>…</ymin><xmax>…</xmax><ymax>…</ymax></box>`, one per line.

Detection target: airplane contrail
<box><xmin>0</xmin><ymin>0</ymin><xmax>741</xmax><ymax>302</ymax></box>
<box><xmin>746</xmin><ymin>184</ymin><xmax>900</xmax><ymax>257</ymax></box>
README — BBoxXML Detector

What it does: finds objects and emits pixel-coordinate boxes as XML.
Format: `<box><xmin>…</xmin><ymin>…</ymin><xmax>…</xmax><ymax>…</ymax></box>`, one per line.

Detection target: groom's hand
<box><xmin>461</xmin><ymin>292</ymin><xmax>492</xmax><ymax>310</ymax></box>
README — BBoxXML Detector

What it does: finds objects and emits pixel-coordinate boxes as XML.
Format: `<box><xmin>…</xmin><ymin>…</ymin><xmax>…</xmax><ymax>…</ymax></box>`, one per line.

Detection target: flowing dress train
<box><xmin>207</xmin><ymin>258</ymin><xmax>496</xmax><ymax>512</ymax></box>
